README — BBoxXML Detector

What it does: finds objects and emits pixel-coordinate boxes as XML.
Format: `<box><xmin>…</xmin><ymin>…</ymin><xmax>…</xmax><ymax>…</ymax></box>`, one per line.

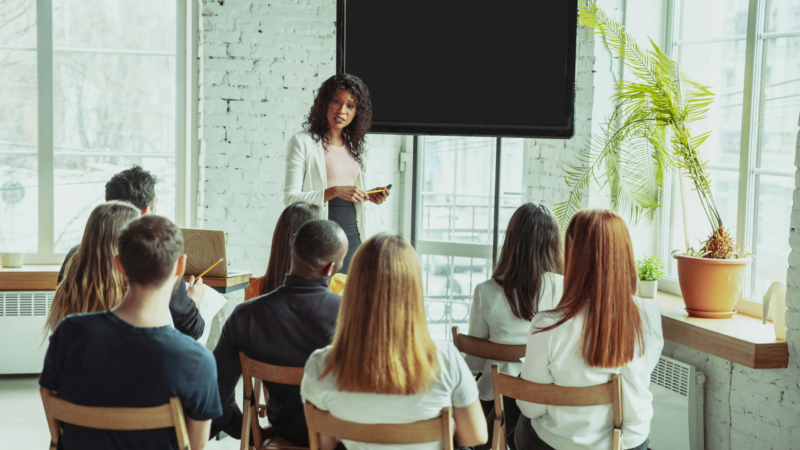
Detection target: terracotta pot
<box><xmin>673</xmin><ymin>253</ymin><xmax>751</xmax><ymax>317</ymax></box>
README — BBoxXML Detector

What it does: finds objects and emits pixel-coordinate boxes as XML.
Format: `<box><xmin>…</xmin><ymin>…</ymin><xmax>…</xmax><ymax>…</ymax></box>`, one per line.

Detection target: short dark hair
<box><xmin>105</xmin><ymin>166</ymin><xmax>158</xmax><ymax>210</ymax></box>
<box><xmin>293</xmin><ymin>220</ymin><xmax>346</xmax><ymax>267</ymax></box>
<box><xmin>118</xmin><ymin>216</ymin><xmax>184</xmax><ymax>286</ymax></box>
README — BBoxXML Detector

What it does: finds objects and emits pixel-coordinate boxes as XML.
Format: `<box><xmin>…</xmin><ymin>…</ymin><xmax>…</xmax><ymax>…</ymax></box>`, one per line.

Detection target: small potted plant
<box><xmin>636</xmin><ymin>255</ymin><xmax>665</xmax><ymax>298</ymax></box>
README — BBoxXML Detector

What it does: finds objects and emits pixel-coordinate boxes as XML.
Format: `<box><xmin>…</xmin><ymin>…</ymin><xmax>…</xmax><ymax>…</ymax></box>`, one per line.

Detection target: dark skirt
<box><xmin>327</xmin><ymin>197</ymin><xmax>362</xmax><ymax>274</ymax></box>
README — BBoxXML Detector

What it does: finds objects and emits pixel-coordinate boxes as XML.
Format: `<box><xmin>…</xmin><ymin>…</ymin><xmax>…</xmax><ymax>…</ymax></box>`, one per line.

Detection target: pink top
<box><xmin>323</xmin><ymin>142</ymin><xmax>360</xmax><ymax>188</ymax></box>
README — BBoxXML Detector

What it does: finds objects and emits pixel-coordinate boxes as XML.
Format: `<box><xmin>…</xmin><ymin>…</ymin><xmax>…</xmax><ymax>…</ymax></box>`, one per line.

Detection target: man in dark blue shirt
<box><xmin>40</xmin><ymin>215</ymin><xmax>222</xmax><ymax>450</ymax></box>
<box><xmin>211</xmin><ymin>219</ymin><xmax>348</xmax><ymax>446</ymax></box>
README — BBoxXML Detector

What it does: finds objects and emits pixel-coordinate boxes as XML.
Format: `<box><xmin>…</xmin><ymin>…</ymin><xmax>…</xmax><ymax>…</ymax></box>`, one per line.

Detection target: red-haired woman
<box><xmin>515</xmin><ymin>209</ymin><xmax>663</xmax><ymax>450</ymax></box>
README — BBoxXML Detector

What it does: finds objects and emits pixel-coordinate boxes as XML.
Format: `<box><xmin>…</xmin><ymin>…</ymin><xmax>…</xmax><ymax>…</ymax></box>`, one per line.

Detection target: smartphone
<box><xmin>366</xmin><ymin>185</ymin><xmax>392</xmax><ymax>194</ymax></box>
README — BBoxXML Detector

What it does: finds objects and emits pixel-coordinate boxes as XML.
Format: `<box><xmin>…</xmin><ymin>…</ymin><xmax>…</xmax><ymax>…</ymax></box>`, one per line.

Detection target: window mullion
<box><xmin>736</xmin><ymin>0</ymin><xmax>765</xmax><ymax>250</ymax></box>
<box><xmin>36</xmin><ymin>0</ymin><xmax>55</xmax><ymax>259</ymax></box>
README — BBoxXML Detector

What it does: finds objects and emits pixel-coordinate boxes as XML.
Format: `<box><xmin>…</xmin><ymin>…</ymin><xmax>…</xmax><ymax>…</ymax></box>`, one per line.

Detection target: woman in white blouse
<box><xmin>283</xmin><ymin>74</ymin><xmax>389</xmax><ymax>273</ymax></box>
<box><xmin>516</xmin><ymin>209</ymin><xmax>664</xmax><ymax>450</ymax></box>
<box><xmin>466</xmin><ymin>202</ymin><xmax>563</xmax><ymax>449</ymax></box>
<box><xmin>301</xmin><ymin>233</ymin><xmax>488</xmax><ymax>450</ymax></box>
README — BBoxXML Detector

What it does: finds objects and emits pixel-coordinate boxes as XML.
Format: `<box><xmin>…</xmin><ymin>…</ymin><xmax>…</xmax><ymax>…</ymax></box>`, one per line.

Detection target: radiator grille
<box><xmin>0</xmin><ymin>291</ymin><xmax>54</xmax><ymax>317</ymax></box>
<box><xmin>651</xmin><ymin>357</ymin><xmax>691</xmax><ymax>396</ymax></box>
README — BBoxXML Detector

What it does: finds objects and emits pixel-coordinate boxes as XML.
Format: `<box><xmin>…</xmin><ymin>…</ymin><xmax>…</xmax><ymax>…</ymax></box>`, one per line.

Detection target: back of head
<box><xmin>263</xmin><ymin>203</ymin><xmax>322</xmax><ymax>294</ymax></box>
<box><xmin>322</xmin><ymin>233</ymin><xmax>439</xmax><ymax>395</ymax></box>
<box><xmin>291</xmin><ymin>219</ymin><xmax>346</xmax><ymax>271</ymax></box>
<box><xmin>105</xmin><ymin>166</ymin><xmax>157</xmax><ymax>211</ymax></box>
<box><xmin>537</xmin><ymin>209</ymin><xmax>642</xmax><ymax>368</ymax></box>
<box><xmin>45</xmin><ymin>201</ymin><xmax>141</xmax><ymax>335</ymax></box>
<box><xmin>492</xmin><ymin>202</ymin><xmax>562</xmax><ymax>321</ymax></box>
<box><xmin>118</xmin><ymin>215</ymin><xmax>184</xmax><ymax>287</ymax></box>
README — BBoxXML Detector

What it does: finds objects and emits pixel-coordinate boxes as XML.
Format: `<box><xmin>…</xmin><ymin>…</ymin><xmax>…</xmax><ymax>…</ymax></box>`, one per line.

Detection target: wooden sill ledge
<box><xmin>654</xmin><ymin>291</ymin><xmax>788</xmax><ymax>369</ymax></box>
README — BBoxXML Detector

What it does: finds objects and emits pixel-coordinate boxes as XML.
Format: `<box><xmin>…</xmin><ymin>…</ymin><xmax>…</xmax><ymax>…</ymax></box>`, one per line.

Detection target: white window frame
<box><xmin>658</xmin><ymin>0</ymin><xmax>799</xmax><ymax>316</ymax></box>
<box><xmin>5</xmin><ymin>0</ymin><xmax>199</xmax><ymax>264</ymax></box>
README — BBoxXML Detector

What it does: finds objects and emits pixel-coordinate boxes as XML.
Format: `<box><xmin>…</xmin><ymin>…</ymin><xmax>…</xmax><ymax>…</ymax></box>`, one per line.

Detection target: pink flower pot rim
<box><xmin>672</xmin><ymin>253</ymin><xmax>751</xmax><ymax>265</ymax></box>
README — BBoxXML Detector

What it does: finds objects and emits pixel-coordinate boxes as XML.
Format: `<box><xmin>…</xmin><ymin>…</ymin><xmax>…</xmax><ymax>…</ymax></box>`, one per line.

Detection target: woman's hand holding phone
<box><xmin>367</xmin><ymin>185</ymin><xmax>391</xmax><ymax>205</ymax></box>
<box><xmin>329</xmin><ymin>185</ymin><xmax>367</xmax><ymax>203</ymax></box>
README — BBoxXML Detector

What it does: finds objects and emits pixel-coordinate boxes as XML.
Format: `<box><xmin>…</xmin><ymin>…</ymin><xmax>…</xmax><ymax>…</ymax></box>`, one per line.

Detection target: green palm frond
<box><xmin>555</xmin><ymin>0</ymin><xmax>723</xmax><ymax>241</ymax></box>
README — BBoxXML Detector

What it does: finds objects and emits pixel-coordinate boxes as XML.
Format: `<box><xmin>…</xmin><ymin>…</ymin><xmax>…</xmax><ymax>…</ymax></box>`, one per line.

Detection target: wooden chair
<box><xmin>451</xmin><ymin>326</ymin><xmax>526</xmax><ymax>362</ymax></box>
<box><xmin>304</xmin><ymin>401</ymin><xmax>453</xmax><ymax>450</ymax></box>
<box><xmin>490</xmin><ymin>364</ymin><xmax>623</xmax><ymax>450</ymax></box>
<box><xmin>239</xmin><ymin>352</ymin><xmax>308</xmax><ymax>450</ymax></box>
<box><xmin>39</xmin><ymin>386</ymin><xmax>191</xmax><ymax>450</ymax></box>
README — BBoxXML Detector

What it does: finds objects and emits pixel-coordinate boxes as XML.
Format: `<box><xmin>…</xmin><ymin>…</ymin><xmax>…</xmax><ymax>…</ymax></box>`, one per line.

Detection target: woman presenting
<box><xmin>283</xmin><ymin>73</ymin><xmax>389</xmax><ymax>273</ymax></box>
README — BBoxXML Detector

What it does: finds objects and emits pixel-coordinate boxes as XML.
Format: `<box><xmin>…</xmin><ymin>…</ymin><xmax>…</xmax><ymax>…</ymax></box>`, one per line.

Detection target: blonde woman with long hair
<box><xmin>300</xmin><ymin>234</ymin><xmax>488</xmax><ymax>450</ymax></box>
<box><xmin>44</xmin><ymin>201</ymin><xmax>141</xmax><ymax>337</ymax></box>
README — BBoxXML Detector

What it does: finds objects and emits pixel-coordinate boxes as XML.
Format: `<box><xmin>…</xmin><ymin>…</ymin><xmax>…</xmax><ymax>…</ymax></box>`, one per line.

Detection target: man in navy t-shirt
<box><xmin>40</xmin><ymin>215</ymin><xmax>222</xmax><ymax>450</ymax></box>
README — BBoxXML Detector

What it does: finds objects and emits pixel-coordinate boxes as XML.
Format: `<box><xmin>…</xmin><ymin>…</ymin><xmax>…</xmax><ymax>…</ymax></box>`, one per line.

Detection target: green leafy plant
<box><xmin>637</xmin><ymin>255</ymin><xmax>666</xmax><ymax>281</ymax></box>
<box><xmin>554</xmin><ymin>0</ymin><xmax>739</xmax><ymax>259</ymax></box>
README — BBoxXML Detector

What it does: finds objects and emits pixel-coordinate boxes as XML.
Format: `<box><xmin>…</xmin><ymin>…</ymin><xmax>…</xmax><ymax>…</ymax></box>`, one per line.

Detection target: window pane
<box><xmin>679</xmin><ymin>0</ymin><xmax>749</xmax><ymax>41</ymax></box>
<box><xmin>499</xmin><ymin>138</ymin><xmax>524</xmax><ymax>243</ymax></box>
<box><xmin>753</xmin><ymin>175</ymin><xmax>793</xmax><ymax>298</ymax></box>
<box><xmin>51</xmin><ymin>0</ymin><xmax>178</xmax><ymax>251</ymax></box>
<box><xmin>421</xmin><ymin>253</ymin><xmax>491</xmax><ymax>341</ymax></box>
<box><xmin>419</xmin><ymin>137</ymin><xmax>496</xmax><ymax>244</ymax></box>
<box><xmin>53</xmin><ymin>0</ymin><xmax>176</xmax><ymax>52</ymax></box>
<box><xmin>766</xmin><ymin>0</ymin><xmax>800</xmax><ymax>33</ymax></box>
<box><xmin>0</xmin><ymin>49</ymin><xmax>38</xmax><ymax>253</ymax></box>
<box><xmin>0</xmin><ymin>0</ymin><xmax>37</xmax><ymax>47</ymax></box>
<box><xmin>756</xmin><ymin>37</ymin><xmax>800</xmax><ymax>172</ymax></box>
<box><xmin>53</xmin><ymin>157</ymin><xmax>176</xmax><ymax>252</ymax></box>
<box><xmin>0</xmin><ymin>156</ymin><xmax>38</xmax><ymax>253</ymax></box>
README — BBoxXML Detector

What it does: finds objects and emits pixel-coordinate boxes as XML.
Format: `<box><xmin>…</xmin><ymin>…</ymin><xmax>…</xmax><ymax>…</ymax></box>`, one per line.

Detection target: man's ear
<box><xmin>140</xmin><ymin>205</ymin><xmax>151</xmax><ymax>215</ymax></box>
<box><xmin>114</xmin><ymin>255</ymin><xmax>126</xmax><ymax>276</ymax></box>
<box><xmin>290</xmin><ymin>234</ymin><xmax>296</xmax><ymax>246</ymax></box>
<box><xmin>324</xmin><ymin>262</ymin><xmax>336</xmax><ymax>278</ymax></box>
<box><xmin>175</xmin><ymin>254</ymin><xmax>186</xmax><ymax>278</ymax></box>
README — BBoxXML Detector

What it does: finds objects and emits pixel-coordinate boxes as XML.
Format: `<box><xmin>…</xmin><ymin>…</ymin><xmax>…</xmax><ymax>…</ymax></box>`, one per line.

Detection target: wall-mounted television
<box><xmin>336</xmin><ymin>0</ymin><xmax>579</xmax><ymax>138</ymax></box>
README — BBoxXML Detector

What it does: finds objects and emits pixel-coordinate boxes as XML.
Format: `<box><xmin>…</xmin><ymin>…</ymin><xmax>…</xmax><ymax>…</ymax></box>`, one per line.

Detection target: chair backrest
<box><xmin>239</xmin><ymin>352</ymin><xmax>306</xmax><ymax>449</ymax></box>
<box><xmin>490</xmin><ymin>364</ymin><xmax>622</xmax><ymax>450</ymax></box>
<box><xmin>304</xmin><ymin>401</ymin><xmax>453</xmax><ymax>450</ymax></box>
<box><xmin>451</xmin><ymin>326</ymin><xmax>526</xmax><ymax>362</ymax></box>
<box><xmin>39</xmin><ymin>386</ymin><xmax>190</xmax><ymax>450</ymax></box>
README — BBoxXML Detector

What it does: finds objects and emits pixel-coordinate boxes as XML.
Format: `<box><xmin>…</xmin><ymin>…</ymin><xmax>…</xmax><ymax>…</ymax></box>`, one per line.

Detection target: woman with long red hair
<box><xmin>515</xmin><ymin>209</ymin><xmax>663</xmax><ymax>450</ymax></box>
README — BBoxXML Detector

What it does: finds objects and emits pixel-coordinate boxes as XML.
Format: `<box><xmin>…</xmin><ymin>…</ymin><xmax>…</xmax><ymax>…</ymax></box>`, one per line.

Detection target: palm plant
<box><xmin>554</xmin><ymin>0</ymin><xmax>739</xmax><ymax>258</ymax></box>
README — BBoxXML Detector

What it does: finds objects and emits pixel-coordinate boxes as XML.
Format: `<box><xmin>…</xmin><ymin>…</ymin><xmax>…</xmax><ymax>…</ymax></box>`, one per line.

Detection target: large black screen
<box><xmin>337</xmin><ymin>0</ymin><xmax>578</xmax><ymax>138</ymax></box>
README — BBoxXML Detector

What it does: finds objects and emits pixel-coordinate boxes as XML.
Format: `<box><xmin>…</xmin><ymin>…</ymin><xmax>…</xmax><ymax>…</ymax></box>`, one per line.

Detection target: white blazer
<box><xmin>283</xmin><ymin>130</ymin><xmax>367</xmax><ymax>242</ymax></box>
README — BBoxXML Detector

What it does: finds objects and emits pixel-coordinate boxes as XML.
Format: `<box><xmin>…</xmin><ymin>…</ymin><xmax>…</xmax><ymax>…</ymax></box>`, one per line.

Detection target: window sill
<box><xmin>653</xmin><ymin>291</ymin><xmax>788</xmax><ymax>369</ymax></box>
<box><xmin>0</xmin><ymin>265</ymin><xmax>61</xmax><ymax>290</ymax></box>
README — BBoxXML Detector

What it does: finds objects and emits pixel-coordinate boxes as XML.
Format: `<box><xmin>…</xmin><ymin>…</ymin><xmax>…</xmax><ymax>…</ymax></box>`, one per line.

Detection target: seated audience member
<box><xmin>515</xmin><ymin>210</ymin><xmax>664</xmax><ymax>450</ymax></box>
<box><xmin>244</xmin><ymin>202</ymin><xmax>321</xmax><ymax>300</ymax></box>
<box><xmin>212</xmin><ymin>220</ymin><xmax>349</xmax><ymax>445</ymax></box>
<box><xmin>301</xmin><ymin>233</ymin><xmax>488</xmax><ymax>450</ymax></box>
<box><xmin>44</xmin><ymin>201</ymin><xmax>140</xmax><ymax>337</ymax></box>
<box><xmin>40</xmin><ymin>216</ymin><xmax>222</xmax><ymax>450</ymax></box>
<box><xmin>57</xmin><ymin>165</ymin><xmax>206</xmax><ymax>339</ymax></box>
<box><xmin>467</xmin><ymin>202</ymin><xmax>563</xmax><ymax>450</ymax></box>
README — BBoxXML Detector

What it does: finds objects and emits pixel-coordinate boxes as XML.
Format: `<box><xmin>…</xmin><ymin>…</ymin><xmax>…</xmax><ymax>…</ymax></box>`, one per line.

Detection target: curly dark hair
<box><xmin>105</xmin><ymin>165</ymin><xmax>158</xmax><ymax>211</ymax></box>
<box><xmin>303</xmin><ymin>73</ymin><xmax>372</xmax><ymax>166</ymax></box>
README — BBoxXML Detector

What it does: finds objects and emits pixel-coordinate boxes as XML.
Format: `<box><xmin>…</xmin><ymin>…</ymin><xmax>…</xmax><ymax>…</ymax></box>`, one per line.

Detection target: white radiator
<box><xmin>0</xmin><ymin>291</ymin><xmax>54</xmax><ymax>375</ymax></box>
<box><xmin>648</xmin><ymin>355</ymin><xmax>705</xmax><ymax>450</ymax></box>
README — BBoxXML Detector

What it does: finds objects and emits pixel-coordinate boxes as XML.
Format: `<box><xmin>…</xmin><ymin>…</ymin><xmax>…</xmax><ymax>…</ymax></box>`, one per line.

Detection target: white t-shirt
<box><xmin>517</xmin><ymin>296</ymin><xmax>663</xmax><ymax>450</ymax></box>
<box><xmin>301</xmin><ymin>341</ymin><xmax>479</xmax><ymax>450</ymax></box>
<box><xmin>466</xmin><ymin>273</ymin><xmax>564</xmax><ymax>401</ymax></box>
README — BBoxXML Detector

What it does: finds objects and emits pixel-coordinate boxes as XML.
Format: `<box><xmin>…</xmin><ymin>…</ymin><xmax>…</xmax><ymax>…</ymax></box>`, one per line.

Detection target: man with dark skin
<box><xmin>211</xmin><ymin>220</ymin><xmax>348</xmax><ymax>446</ymax></box>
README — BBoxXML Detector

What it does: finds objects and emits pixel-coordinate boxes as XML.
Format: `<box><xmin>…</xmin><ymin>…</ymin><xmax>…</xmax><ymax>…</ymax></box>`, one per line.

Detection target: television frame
<box><xmin>335</xmin><ymin>0</ymin><xmax>579</xmax><ymax>138</ymax></box>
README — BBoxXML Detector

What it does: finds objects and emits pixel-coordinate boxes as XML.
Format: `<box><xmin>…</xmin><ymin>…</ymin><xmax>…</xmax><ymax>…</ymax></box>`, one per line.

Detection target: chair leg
<box><xmin>613</xmin><ymin>429</ymin><xmax>622</xmax><ymax>450</ymax></box>
<box><xmin>492</xmin><ymin>418</ymin><xmax>505</xmax><ymax>450</ymax></box>
<box><xmin>240</xmin><ymin>397</ymin><xmax>251</xmax><ymax>450</ymax></box>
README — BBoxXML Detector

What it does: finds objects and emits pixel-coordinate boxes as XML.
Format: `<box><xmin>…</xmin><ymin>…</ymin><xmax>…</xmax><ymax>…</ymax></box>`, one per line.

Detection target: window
<box><xmin>0</xmin><ymin>0</ymin><xmax>188</xmax><ymax>262</ymax></box>
<box><xmin>414</xmin><ymin>136</ymin><xmax>524</xmax><ymax>340</ymax></box>
<box><xmin>661</xmin><ymin>0</ymin><xmax>800</xmax><ymax>300</ymax></box>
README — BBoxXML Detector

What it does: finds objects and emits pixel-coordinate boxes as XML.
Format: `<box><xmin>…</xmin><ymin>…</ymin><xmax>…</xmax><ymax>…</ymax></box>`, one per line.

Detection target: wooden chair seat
<box><xmin>262</xmin><ymin>436</ymin><xmax>309</xmax><ymax>449</ymax></box>
<box><xmin>451</xmin><ymin>326</ymin><xmax>526</xmax><ymax>362</ymax></box>
<box><xmin>40</xmin><ymin>387</ymin><xmax>191</xmax><ymax>450</ymax></box>
<box><xmin>490</xmin><ymin>364</ymin><xmax>623</xmax><ymax>450</ymax></box>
